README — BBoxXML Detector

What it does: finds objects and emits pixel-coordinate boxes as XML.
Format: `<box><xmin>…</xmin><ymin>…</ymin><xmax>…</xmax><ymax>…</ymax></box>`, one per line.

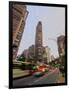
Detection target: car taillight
<box><xmin>42</xmin><ymin>68</ymin><xmax>45</xmax><ymax>72</ymax></box>
<box><xmin>38</xmin><ymin>68</ymin><xmax>45</xmax><ymax>72</ymax></box>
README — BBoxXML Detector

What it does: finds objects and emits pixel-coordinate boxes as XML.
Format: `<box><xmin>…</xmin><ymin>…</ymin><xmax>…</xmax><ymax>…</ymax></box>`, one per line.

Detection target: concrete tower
<box><xmin>35</xmin><ymin>21</ymin><xmax>43</xmax><ymax>63</ymax></box>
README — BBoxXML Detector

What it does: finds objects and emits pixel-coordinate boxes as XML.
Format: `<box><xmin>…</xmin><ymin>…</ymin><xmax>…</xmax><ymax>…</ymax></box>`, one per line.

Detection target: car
<box><xmin>33</xmin><ymin>71</ymin><xmax>44</xmax><ymax>77</ymax></box>
<box><xmin>33</xmin><ymin>65</ymin><xmax>46</xmax><ymax>77</ymax></box>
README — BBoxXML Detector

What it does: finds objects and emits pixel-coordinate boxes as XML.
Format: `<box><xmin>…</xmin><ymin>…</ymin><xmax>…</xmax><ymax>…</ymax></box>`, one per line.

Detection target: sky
<box><xmin>17</xmin><ymin>5</ymin><xmax>65</xmax><ymax>58</ymax></box>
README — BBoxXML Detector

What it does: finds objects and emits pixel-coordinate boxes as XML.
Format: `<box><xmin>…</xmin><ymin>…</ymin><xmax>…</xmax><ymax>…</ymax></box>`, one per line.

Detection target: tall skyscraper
<box><xmin>12</xmin><ymin>4</ymin><xmax>28</xmax><ymax>60</ymax></box>
<box><xmin>35</xmin><ymin>21</ymin><xmax>43</xmax><ymax>63</ymax></box>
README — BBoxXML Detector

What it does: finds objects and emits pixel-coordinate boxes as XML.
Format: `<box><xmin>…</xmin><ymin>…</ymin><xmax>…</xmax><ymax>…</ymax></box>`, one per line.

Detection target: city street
<box><xmin>9</xmin><ymin>3</ymin><xmax>66</xmax><ymax>89</ymax></box>
<box><xmin>13</xmin><ymin>68</ymin><xmax>60</xmax><ymax>88</ymax></box>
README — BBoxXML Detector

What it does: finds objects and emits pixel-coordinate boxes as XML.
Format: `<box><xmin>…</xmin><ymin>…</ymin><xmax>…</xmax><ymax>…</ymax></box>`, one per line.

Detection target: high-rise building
<box><xmin>42</xmin><ymin>47</ymin><xmax>47</xmax><ymax>64</ymax></box>
<box><xmin>28</xmin><ymin>45</ymin><xmax>35</xmax><ymax>62</ymax></box>
<box><xmin>35</xmin><ymin>21</ymin><xmax>43</xmax><ymax>63</ymax></box>
<box><xmin>44</xmin><ymin>46</ymin><xmax>51</xmax><ymax>63</ymax></box>
<box><xmin>51</xmin><ymin>55</ymin><xmax>55</xmax><ymax>61</ymax></box>
<box><xmin>12</xmin><ymin>4</ymin><xmax>28</xmax><ymax>60</ymax></box>
<box><xmin>57</xmin><ymin>35</ymin><xmax>65</xmax><ymax>56</ymax></box>
<box><xmin>22</xmin><ymin>49</ymin><xmax>29</xmax><ymax>61</ymax></box>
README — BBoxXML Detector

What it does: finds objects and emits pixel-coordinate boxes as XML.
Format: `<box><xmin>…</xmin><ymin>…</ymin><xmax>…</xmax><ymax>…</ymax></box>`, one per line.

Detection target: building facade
<box><xmin>28</xmin><ymin>45</ymin><xmax>35</xmax><ymax>62</ymax></box>
<box><xmin>51</xmin><ymin>55</ymin><xmax>55</xmax><ymax>61</ymax></box>
<box><xmin>22</xmin><ymin>49</ymin><xmax>29</xmax><ymax>61</ymax></box>
<box><xmin>35</xmin><ymin>21</ymin><xmax>43</xmax><ymax>63</ymax></box>
<box><xmin>44</xmin><ymin>46</ymin><xmax>51</xmax><ymax>63</ymax></box>
<box><xmin>57</xmin><ymin>35</ymin><xmax>65</xmax><ymax>66</ymax></box>
<box><xmin>12</xmin><ymin>4</ymin><xmax>28</xmax><ymax>60</ymax></box>
<box><xmin>42</xmin><ymin>47</ymin><xmax>47</xmax><ymax>64</ymax></box>
<box><xmin>57</xmin><ymin>35</ymin><xmax>65</xmax><ymax>56</ymax></box>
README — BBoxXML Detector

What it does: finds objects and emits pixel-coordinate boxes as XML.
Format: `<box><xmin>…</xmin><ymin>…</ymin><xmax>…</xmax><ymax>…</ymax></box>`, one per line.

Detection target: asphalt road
<box><xmin>13</xmin><ymin>68</ymin><xmax>60</xmax><ymax>88</ymax></box>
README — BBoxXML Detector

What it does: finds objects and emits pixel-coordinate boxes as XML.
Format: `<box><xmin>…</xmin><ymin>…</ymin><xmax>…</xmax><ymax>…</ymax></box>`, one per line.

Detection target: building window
<box><xmin>38</xmin><ymin>47</ymin><xmax>42</xmax><ymax>49</ymax></box>
<box><xmin>16</xmin><ymin>33</ymin><xmax>21</xmax><ymax>40</ymax></box>
<box><xmin>13</xmin><ymin>9</ymin><xmax>21</xmax><ymax>21</ymax></box>
<box><xmin>13</xmin><ymin>14</ymin><xmax>21</xmax><ymax>21</ymax></box>
<box><xmin>14</xmin><ymin>40</ymin><xmax>19</xmax><ymax>46</ymax></box>
<box><xmin>19</xmin><ymin>20</ymin><xmax>25</xmax><ymax>32</ymax></box>
<box><xmin>38</xmin><ymin>39</ymin><xmax>42</xmax><ymax>43</ymax></box>
<box><xmin>13</xmin><ymin>48</ymin><xmax>17</xmax><ymax>53</ymax></box>
<box><xmin>38</xmin><ymin>49</ymin><xmax>41</xmax><ymax>52</ymax></box>
<box><xmin>38</xmin><ymin>53</ymin><xmax>41</xmax><ymax>55</ymax></box>
<box><xmin>38</xmin><ymin>34</ymin><xmax>41</xmax><ymax>38</ymax></box>
<box><xmin>18</xmin><ymin>31</ymin><xmax>22</xmax><ymax>35</ymax></box>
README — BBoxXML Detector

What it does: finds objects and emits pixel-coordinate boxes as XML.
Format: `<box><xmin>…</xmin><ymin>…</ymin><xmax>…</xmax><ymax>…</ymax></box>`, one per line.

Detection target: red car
<box><xmin>33</xmin><ymin>65</ymin><xmax>46</xmax><ymax>77</ymax></box>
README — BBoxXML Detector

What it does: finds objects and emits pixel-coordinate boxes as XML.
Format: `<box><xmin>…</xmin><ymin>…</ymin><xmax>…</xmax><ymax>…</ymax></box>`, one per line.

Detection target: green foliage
<box><xmin>20</xmin><ymin>63</ymin><xmax>35</xmax><ymax>70</ymax></box>
<box><xmin>32</xmin><ymin>66</ymin><xmax>37</xmax><ymax>70</ymax></box>
<box><xmin>20</xmin><ymin>63</ymin><xmax>26</xmax><ymax>70</ymax></box>
<box><xmin>27</xmin><ymin>64</ymin><xmax>33</xmax><ymax>70</ymax></box>
<box><xmin>17</xmin><ymin>54</ymin><xmax>25</xmax><ymax>61</ymax></box>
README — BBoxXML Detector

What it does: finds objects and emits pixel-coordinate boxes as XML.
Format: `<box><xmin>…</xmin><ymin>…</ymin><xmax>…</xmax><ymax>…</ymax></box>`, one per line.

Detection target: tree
<box><xmin>17</xmin><ymin>54</ymin><xmax>25</xmax><ymax>62</ymax></box>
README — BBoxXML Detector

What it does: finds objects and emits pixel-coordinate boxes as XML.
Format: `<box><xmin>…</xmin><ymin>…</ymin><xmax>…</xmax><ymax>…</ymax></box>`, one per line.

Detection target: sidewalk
<box><xmin>13</xmin><ymin>69</ymin><xmax>30</xmax><ymax>79</ymax></box>
<box><xmin>57</xmin><ymin>73</ymin><xmax>65</xmax><ymax>83</ymax></box>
